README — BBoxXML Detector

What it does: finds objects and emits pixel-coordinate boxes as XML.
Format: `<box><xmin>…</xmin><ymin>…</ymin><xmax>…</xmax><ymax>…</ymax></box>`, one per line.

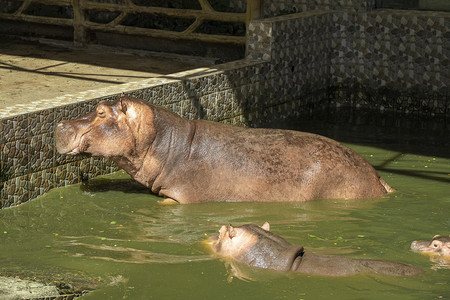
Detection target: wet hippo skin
<box><xmin>55</xmin><ymin>95</ymin><xmax>393</xmax><ymax>204</ymax></box>
<box><xmin>411</xmin><ymin>235</ymin><xmax>450</xmax><ymax>257</ymax></box>
<box><xmin>209</xmin><ymin>223</ymin><xmax>423</xmax><ymax>277</ymax></box>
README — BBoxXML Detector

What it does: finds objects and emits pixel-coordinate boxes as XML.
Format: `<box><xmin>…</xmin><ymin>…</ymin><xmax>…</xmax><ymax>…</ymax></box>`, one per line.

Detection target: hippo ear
<box><xmin>261</xmin><ymin>222</ymin><xmax>270</xmax><ymax>231</ymax></box>
<box><xmin>120</xmin><ymin>98</ymin><xmax>128</xmax><ymax>115</ymax></box>
<box><xmin>228</xmin><ymin>225</ymin><xmax>236</xmax><ymax>239</ymax></box>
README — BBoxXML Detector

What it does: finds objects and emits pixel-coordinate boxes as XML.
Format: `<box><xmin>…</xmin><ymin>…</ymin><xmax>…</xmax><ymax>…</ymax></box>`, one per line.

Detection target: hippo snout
<box><xmin>55</xmin><ymin>121</ymin><xmax>80</xmax><ymax>154</ymax></box>
<box><xmin>410</xmin><ymin>241</ymin><xmax>425</xmax><ymax>251</ymax></box>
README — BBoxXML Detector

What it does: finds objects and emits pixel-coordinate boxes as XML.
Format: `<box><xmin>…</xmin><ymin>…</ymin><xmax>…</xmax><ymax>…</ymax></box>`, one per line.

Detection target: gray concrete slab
<box><xmin>0</xmin><ymin>276</ymin><xmax>60</xmax><ymax>299</ymax></box>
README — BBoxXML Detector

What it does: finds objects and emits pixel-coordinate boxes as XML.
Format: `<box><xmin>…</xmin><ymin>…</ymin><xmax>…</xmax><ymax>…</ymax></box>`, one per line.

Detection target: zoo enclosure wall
<box><xmin>0</xmin><ymin>0</ymin><xmax>449</xmax><ymax>208</ymax></box>
<box><xmin>0</xmin><ymin>0</ymin><xmax>264</xmax><ymax>60</ymax></box>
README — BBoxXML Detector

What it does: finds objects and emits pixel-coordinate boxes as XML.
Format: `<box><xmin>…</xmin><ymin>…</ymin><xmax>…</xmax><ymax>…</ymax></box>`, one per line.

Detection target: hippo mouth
<box><xmin>207</xmin><ymin>235</ymin><xmax>220</xmax><ymax>251</ymax></box>
<box><xmin>209</xmin><ymin>235</ymin><xmax>219</xmax><ymax>241</ymax></box>
<box><xmin>66</xmin><ymin>135</ymin><xmax>89</xmax><ymax>155</ymax></box>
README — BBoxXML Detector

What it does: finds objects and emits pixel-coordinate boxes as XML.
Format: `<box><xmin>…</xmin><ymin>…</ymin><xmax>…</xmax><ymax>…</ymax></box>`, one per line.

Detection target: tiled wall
<box><xmin>247</xmin><ymin>10</ymin><xmax>333</xmax><ymax>115</ymax></box>
<box><xmin>248</xmin><ymin>5</ymin><xmax>448</xmax><ymax>115</ymax></box>
<box><xmin>1</xmin><ymin>2</ymin><xmax>448</xmax><ymax>208</ymax></box>
<box><xmin>0</xmin><ymin>61</ymin><xmax>267</xmax><ymax>207</ymax></box>
<box><xmin>330</xmin><ymin>9</ymin><xmax>449</xmax><ymax>114</ymax></box>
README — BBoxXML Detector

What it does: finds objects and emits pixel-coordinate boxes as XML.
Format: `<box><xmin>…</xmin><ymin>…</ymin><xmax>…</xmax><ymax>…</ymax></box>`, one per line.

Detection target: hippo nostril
<box><xmin>55</xmin><ymin>121</ymin><xmax>76</xmax><ymax>141</ymax></box>
<box><xmin>56</xmin><ymin>121</ymin><xmax>77</xmax><ymax>135</ymax></box>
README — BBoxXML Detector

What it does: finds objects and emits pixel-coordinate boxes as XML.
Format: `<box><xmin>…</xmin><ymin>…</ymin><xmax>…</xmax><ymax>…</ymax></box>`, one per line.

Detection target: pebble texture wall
<box><xmin>330</xmin><ymin>9</ymin><xmax>448</xmax><ymax>114</ymax></box>
<box><xmin>0</xmin><ymin>61</ymin><xmax>265</xmax><ymax>207</ymax></box>
<box><xmin>248</xmin><ymin>7</ymin><xmax>448</xmax><ymax>115</ymax></box>
<box><xmin>1</xmin><ymin>1</ymin><xmax>448</xmax><ymax>208</ymax></box>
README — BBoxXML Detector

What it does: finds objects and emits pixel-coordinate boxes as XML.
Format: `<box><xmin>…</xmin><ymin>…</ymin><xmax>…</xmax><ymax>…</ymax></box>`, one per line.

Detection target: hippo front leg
<box><xmin>158</xmin><ymin>198</ymin><xmax>180</xmax><ymax>205</ymax></box>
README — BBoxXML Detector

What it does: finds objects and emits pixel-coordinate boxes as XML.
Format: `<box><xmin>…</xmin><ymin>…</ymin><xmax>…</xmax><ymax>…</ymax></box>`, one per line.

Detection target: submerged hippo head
<box><xmin>209</xmin><ymin>223</ymin><xmax>423</xmax><ymax>277</ymax></box>
<box><xmin>411</xmin><ymin>235</ymin><xmax>450</xmax><ymax>257</ymax></box>
<box><xmin>55</xmin><ymin>96</ymin><xmax>156</xmax><ymax>168</ymax></box>
<box><xmin>209</xmin><ymin>222</ymin><xmax>304</xmax><ymax>272</ymax></box>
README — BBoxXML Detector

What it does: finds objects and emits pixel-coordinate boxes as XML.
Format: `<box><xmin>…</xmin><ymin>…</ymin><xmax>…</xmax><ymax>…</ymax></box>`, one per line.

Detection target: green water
<box><xmin>1</xmin><ymin>134</ymin><xmax>449</xmax><ymax>299</ymax></box>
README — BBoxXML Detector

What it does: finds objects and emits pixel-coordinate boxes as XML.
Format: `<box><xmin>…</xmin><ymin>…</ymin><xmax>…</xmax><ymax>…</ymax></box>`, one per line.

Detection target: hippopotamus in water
<box><xmin>208</xmin><ymin>223</ymin><xmax>423</xmax><ymax>277</ymax></box>
<box><xmin>411</xmin><ymin>236</ymin><xmax>450</xmax><ymax>257</ymax></box>
<box><xmin>55</xmin><ymin>95</ymin><xmax>393</xmax><ymax>204</ymax></box>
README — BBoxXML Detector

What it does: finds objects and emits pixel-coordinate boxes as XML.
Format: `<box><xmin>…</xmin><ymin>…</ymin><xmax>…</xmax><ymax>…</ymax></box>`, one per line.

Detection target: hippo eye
<box><xmin>97</xmin><ymin>110</ymin><xmax>106</xmax><ymax>118</ymax></box>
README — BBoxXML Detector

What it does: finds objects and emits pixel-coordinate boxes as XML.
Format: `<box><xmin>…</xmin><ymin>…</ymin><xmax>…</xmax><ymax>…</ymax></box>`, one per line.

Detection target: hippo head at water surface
<box><xmin>411</xmin><ymin>235</ymin><xmax>450</xmax><ymax>257</ymax></box>
<box><xmin>55</xmin><ymin>95</ymin><xmax>393</xmax><ymax>204</ymax></box>
<box><xmin>209</xmin><ymin>222</ymin><xmax>304</xmax><ymax>272</ymax></box>
<box><xmin>208</xmin><ymin>223</ymin><xmax>423</xmax><ymax>277</ymax></box>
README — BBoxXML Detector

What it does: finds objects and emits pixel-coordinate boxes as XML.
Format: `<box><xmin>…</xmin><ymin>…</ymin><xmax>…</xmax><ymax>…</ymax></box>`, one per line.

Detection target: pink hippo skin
<box><xmin>209</xmin><ymin>223</ymin><xmax>423</xmax><ymax>276</ymax></box>
<box><xmin>411</xmin><ymin>236</ymin><xmax>450</xmax><ymax>257</ymax></box>
<box><xmin>55</xmin><ymin>95</ymin><xmax>393</xmax><ymax>204</ymax></box>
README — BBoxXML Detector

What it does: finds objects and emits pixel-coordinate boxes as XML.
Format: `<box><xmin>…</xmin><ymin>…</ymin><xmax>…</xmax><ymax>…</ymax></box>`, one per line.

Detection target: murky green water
<box><xmin>1</xmin><ymin>113</ymin><xmax>449</xmax><ymax>299</ymax></box>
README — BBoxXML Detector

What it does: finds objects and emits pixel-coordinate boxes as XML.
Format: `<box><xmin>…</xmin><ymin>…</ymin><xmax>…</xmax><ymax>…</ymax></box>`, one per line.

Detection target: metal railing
<box><xmin>0</xmin><ymin>0</ymin><xmax>263</xmax><ymax>46</ymax></box>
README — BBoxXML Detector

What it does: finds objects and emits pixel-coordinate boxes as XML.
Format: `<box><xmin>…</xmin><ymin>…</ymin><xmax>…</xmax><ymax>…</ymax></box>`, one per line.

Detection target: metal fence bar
<box><xmin>0</xmin><ymin>11</ymin><xmax>73</xmax><ymax>26</ymax></box>
<box><xmin>72</xmin><ymin>0</ymin><xmax>87</xmax><ymax>46</ymax></box>
<box><xmin>14</xmin><ymin>0</ymin><xmax>72</xmax><ymax>7</ymax></box>
<box><xmin>0</xmin><ymin>0</ymin><xmax>263</xmax><ymax>46</ymax></box>
<box><xmin>82</xmin><ymin>1</ymin><xmax>247</xmax><ymax>23</ymax></box>
<box><xmin>85</xmin><ymin>22</ymin><xmax>246</xmax><ymax>44</ymax></box>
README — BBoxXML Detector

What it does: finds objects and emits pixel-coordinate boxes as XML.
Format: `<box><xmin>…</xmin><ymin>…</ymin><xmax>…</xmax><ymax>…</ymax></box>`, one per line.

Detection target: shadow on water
<box><xmin>2</xmin><ymin>105</ymin><xmax>449</xmax><ymax>298</ymax></box>
<box><xmin>263</xmin><ymin>107</ymin><xmax>450</xmax><ymax>159</ymax></box>
<box><xmin>376</xmin><ymin>167</ymin><xmax>450</xmax><ymax>184</ymax></box>
<box><xmin>80</xmin><ymin>178</ymin><xmax>152</xmax><ymax>194</ymax></box>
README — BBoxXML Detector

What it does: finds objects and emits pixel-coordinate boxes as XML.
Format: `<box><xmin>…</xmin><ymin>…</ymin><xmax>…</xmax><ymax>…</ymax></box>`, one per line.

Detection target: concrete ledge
<box><xmin>0</xmin><ymin>276</ymin><xmax>61</xmax><ymax>299</ymax></box>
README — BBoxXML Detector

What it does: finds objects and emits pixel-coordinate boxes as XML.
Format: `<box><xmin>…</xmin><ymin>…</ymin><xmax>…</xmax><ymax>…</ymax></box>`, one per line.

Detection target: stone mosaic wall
<box><xmin>246</xmin><ymin>10</ymin><xmax>334</xmax><ymax>114</ymax></box>
<box><xmin>0</xmin><ymin>97</ymin><xmax>120</xmax><ymax>207</ymax></box>
<box><xmin>330</xmin><ymin>9</ymin><xmax>449</xmax><ymax>114</ymax></box>
<box><xmin>248</xmin><ymin>6</ymin><xmax>449</xmax><ymax>115</ymax></box>
<box><xmin>0</xmin><ymin>60</ymin><xmax>266</xmax><ymax>207</ymax></box>
<box><xmin>1</xmin><ymin>1</ymin><xmax>449</xmax><ymax>208</ymax></box>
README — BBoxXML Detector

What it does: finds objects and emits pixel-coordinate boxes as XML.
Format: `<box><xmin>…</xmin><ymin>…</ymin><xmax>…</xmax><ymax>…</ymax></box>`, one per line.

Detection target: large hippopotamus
<box><xmin>208</xmin><ymin>222</ymin><xmax>423</xmax><ymax>277</ymax></box>
<box><xmin>55</xmin><ymin>95</ymin><xmax>393</xmax><ymax>204</ymax></box>
<box><xmin>411</xmin><ymin>235</ymin><xmax>450</xmax><ymax>257</ymax></box>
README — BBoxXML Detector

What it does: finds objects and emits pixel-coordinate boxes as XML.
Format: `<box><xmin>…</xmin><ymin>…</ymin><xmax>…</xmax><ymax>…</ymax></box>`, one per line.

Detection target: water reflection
<box><xmin>428</xmin><ymin>256</ymin><xmax>450</xmax><ymax>270</ymax></box>
<box><xmin>57</xmin><ymin>238</ymin><xmax>211</xmax><ymax>264</ymax></box>
<box><xmin>1</xmin><ymin>107</ymin><xmax>448</xmax><ymax>298</ymax></box>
